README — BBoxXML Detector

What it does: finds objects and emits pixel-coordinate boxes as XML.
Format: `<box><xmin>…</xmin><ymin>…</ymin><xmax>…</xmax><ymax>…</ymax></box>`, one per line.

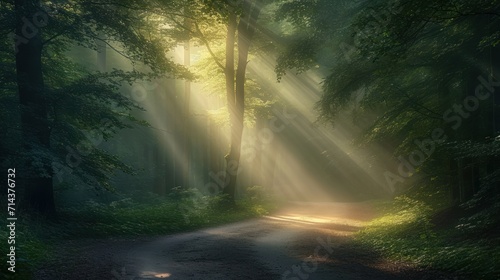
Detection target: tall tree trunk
<box><xmin>224</xmin><ymin>0</ymin><xmax>262</xmax><ymax>202</ymax></box>
<box><xmin>223</xmin><ymin>10</ymin><xmax>237</xmax><ymax>200</ymax></box>
<box><xmin>183</xmin><ymin>16</ymin><xmax>191</xmax><ymax>188</ymax></box>
<box><xmin>15</xmin><ymin>0</ymin><xmax>55</xmax><ymax>215</ymax></box>
<box><xmin>253</xmin><ymin>118</ymin><xmax>263</xmax><ymax>186</ymax></box>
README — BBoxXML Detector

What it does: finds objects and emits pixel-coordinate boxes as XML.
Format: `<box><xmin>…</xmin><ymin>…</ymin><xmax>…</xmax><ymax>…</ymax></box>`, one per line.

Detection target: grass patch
<box><xmin>0</xmin><ymin>187</ymin><xmax>278</xmax><ymax>279</ymax></box>
<box><xmin>355</xmin><ymin>196</ymin><xmax>500</xmax><ymax>279</ymax></box>
<box><xmin>54</xmin><ymin>198</ymin><xmax>270</xmax><ymax>238</ymax></box>
<box><xmin>0</xmin><ymin>214</ymin><xmax>49</xmax><ymax>280</ymax></box>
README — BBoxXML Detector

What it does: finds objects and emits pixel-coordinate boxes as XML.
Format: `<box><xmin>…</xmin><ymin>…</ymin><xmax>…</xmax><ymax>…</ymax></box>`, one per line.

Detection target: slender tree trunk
<box><xmin>224</xmin><ymin>0</ymin><xmax>262</xmax><ymax>202</ymax></box>
<box><xmin>15</xmin><ymin>0</ymin><xmax>55</xmax><ymax>215</ymax></box>
<box><xmin>183</xmin><ymin>16</ymin><xmax>191</xmax><ymax>188</ymax></box>
<box><xmin>223</xmin><ymin>11</ymin><xmax>237</xmax><ymax>201</ymax></box>
<box><xmin>253</xmin><ymin>118</ymin><xmax>263</xmax><ymax>186</ymax></box>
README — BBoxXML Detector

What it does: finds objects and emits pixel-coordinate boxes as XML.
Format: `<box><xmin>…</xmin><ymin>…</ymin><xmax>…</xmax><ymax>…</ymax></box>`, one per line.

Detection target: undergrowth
<box><xmin>0</xmin><ymin>186</ymin><xmax>278</xmax><ymax>279</ymax></box>
<box><xmin>355</xmin><ymin>196</ymin><xmax>500</xmax><ymax>279</ymax></box>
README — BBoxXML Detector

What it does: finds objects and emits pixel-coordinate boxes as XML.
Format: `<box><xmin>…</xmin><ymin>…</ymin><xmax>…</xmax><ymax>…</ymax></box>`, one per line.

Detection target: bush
<box><xmin>2</xmin><ymin>189</ymin><xmax>280</xmax><ymax>278</ymax></box>
<box><xmin>356</xmin><ymin>195</ymin><xmax>500</xmax><ymax>279</ymax></box>
<box><xmin>245</xmin><ymin>185</ymin><xmax>275</xmax><ymax>202</ymax></box>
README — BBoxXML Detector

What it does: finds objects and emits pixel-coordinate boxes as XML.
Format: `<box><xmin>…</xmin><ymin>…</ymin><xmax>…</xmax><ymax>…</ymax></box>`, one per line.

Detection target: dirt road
<box><xmin>34</xmin><ymin>202</ymin><xmax>455</xmax><ymax>280</ymax></box>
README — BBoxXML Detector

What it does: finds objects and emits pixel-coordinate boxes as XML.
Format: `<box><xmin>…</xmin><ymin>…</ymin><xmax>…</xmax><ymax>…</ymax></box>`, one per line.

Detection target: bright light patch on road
<box><xmin>140</xmin><ymin>271</ymin><xmax>172</xmax><ymax>278</ymax></box>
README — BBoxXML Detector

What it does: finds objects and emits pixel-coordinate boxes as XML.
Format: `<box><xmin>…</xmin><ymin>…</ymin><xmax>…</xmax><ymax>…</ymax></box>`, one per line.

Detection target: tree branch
<box><xmin>194</xmin><ymin>22</ymin><xmax>225</xmax><ymax>71</ymax></box>
<box><xmin>42</xmin><ymin>30</ymin><xmax>66</xmax><ymax>46</ymax></box>
<box><xmin>91</xmin><ymin>35</ymin><xmax>133</xmax><ymax>61</ymax></box>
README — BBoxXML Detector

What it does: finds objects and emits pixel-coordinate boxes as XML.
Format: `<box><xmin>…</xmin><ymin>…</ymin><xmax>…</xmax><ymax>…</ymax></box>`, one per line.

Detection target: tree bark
<box><xmin>15</xmin><ymin>0</ymin><xmax>55</xmax><ymax>215</ymax></box>
<box><xmin>223</xmin><ymin>0</ymin><xmax>262</xmax><ymax>202</ymax></box>
<box><xmin>183</xmin><ymin>15</ymin><xmax>192</xmax><ymax>189</ymax></box>
<box><xmin>223</xmin><ymin>10</ymin><xmax>237</xmax><ymax>201</ymax></box>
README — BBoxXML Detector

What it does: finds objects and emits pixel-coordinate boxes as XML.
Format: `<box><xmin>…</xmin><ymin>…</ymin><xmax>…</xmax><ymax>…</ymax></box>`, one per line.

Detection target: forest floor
<box><xmin>33</xmin><ymin>202</ymin><xmax>459</xmax><ymax>280</ymax></box>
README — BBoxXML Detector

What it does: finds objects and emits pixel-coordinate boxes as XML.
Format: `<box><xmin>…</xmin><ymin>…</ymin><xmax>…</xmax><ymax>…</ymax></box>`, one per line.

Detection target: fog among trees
<box><xmin>1</xmin><ymin>1</ymin><xmax>499</xmax><ymax>279</ymax></box>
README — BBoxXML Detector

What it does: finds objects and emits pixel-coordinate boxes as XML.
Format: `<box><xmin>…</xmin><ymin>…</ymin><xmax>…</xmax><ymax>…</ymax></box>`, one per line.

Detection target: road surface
<box><xmin>34</xmin><ymin>202</ymin><xmax>455</xmax><ymax>280</ymax></box>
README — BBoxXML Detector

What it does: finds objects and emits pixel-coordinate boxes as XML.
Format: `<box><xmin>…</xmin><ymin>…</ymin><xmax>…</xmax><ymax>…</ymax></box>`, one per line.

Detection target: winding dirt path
<box><xmin>34</xmin><ymin>202</ymin><xmax>457</xmax><ymax>280</ymax></box>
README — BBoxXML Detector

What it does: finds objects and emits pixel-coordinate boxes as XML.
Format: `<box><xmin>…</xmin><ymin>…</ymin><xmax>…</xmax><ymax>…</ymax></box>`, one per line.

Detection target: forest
<box><xmin>0</xmin><ymin>0</ymin><xmax>499</xmax><ymax>279</ymax></box>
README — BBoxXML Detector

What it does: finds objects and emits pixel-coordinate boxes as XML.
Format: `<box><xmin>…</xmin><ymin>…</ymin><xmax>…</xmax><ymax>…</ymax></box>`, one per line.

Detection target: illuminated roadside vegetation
<box><xmin>1</xmin><ymin>0</ymin><xmax>500</xmax><ymax>278</ymax></box>
<box><xmin>275</xmin><ymin>1</ymin><xmax>500</xmax><ymax>278</ymax></box>
<box><xmin>355</xmin><ymin>196</ymin><xmax>500</xmax><ymax>279</ymax></box>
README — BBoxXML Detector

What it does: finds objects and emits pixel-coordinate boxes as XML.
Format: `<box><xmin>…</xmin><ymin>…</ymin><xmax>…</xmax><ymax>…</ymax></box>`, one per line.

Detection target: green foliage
<box><xmin>356</xmin><ymin>197</ymin><xmax>500</xmax><ymax>279</ymax></box>
<box><xmin>456</xmin><ymin>182</ymin><xmax>500</xmax><ymax>233</ymax></box>
<box><xmin>44</xmin><ymin>0</ymin><xmax>190</xmax><ymax>76</ymax></box>
<box><xmin>0</xmin><ymin>212</ymin><xmax>52</xmax><ymax>280</ymax></box>
<box><xmin>0</xmin><ymin>0</ymin><xmax>193</xmax><ymax>195</ymax></box>
<box><xmin>274</xmin><ymin>0</ymin><xmax>500</xmax><ymax>241</ymax></box>
<box><xmin>359</xmin><ymin>196</ymin><xmax>434</xmax><ymax>241</ymax></box>
<box><xmin>191</xmin><ymin>19</ymin><xmax>276</xmax><ymax>128</ymax></box>
<box><xmin>0</xmin><ymin>192</ymin><xmax>276</xmax><ymax>278</ymax></box>
<box><xmin>58</xmin><ymin>194</ymin><xmax>275</xmax><ymax>236</ymax></box>
<box><xmin>241</xmin><ymin>185</ymin><xmax>280</xmax><ymax>215</ymax></box>
<box><xmin>274</xmin><ymin>37</ymin><xmax>317</xmax><ymax>81</ymax></box>
<box><xmin>273</xmin><ymin>0</ymin><xmax>356</xmax><ymax>79</ymax></box>
<box><xmin>274</xmin><ymin>0</ymin><xmax>499</xmax><ymax>143</ymax></box>
<box><xmin>168</xmin><ymin>186</ymin><xmax>201</xmax><ymax>201</ymax></box>
<box><xmin>443</xmin><ymin>140</ymin><xmax>500</xmax><ymax>233</ymax></box>
<box><xmin>245</xmin><ymin>185</ymin><xmax>274</xmax><ymax>202</ymax></box>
